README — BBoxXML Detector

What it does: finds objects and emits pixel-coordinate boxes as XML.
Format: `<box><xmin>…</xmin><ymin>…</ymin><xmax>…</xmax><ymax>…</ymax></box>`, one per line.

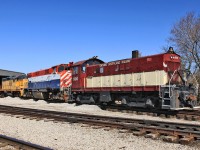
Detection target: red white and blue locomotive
<box><xmin>26</xmin><ymin>63</ymin><xmax>73</xmax><ymax>101</ymax></box>
<box><xmin>25</xmin><ymin>48</ymin><xmax>198</xmax><ymax>109</ymax></box>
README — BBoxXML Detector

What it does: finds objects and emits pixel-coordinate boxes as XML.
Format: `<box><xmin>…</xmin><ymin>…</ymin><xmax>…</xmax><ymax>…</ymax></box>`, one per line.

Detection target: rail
<box><xmin>0</xmin><ymin>134</ymin><xmax>52</xmax><ymax>150</ymax></box>
<box><xmin>0</xmin><ymin>105</ymin><xmax>200</xmax><ymax>144</ymax></box>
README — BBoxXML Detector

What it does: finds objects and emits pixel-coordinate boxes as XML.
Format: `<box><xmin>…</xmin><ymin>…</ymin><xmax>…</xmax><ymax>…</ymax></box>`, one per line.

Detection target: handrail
<box><xmin>169</xmin><ymin>70</ymin><xmax>177</xmax><ymax>98</ymax></box>
<box><xmin>159</xmin><ymin>85</ymin><xmax>161</xmax><ymax>98</ymax></box>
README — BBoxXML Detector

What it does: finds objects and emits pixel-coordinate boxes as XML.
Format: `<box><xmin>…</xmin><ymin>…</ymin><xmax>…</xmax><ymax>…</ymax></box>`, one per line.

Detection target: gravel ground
<box><xmin>0</xmin><ymin>97</ymin><xmax>200</xmax><ymax>125</ymax></box>
<box><xmin>0</xmin><ymin>97</ymin><xmax>199</xmax><ymax>149</ymax></box>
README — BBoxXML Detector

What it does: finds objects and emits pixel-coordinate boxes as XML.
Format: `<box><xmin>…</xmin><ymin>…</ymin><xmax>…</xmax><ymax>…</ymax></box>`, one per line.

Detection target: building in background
<box><xmin>0</xmin><ymin>69</ymin><xmax>25</xmax><ymax>89</ymax></box>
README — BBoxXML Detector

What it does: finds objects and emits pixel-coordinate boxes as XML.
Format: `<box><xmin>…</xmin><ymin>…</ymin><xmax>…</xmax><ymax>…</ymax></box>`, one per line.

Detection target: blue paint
<box><xmin>28</xmin><ymin>79</ymin><xmax>60</xmax><ymax>90</ymax></box>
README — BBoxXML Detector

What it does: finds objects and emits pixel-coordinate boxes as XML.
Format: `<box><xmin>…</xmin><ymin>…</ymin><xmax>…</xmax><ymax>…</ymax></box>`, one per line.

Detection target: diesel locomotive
<box><xmin>72</xmin><ymin>48</ymin><xmax>198</xmax><ymax>109</ymax></box>
<box><xmin>0</xmin><ymin>75</ymin><xmax>28</xmax><ymax>97</ymax></box>
<box><xmin>0</xmin><ymin>47</ymin><xmax>198</xmax><ymax>109</ymax></box>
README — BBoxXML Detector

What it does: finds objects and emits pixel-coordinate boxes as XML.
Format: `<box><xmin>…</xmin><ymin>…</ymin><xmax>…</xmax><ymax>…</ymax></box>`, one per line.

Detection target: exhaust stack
<box><xmin>132</xmin><ymin>50</ymin><xmax>139</xmax><ymax>58</ymax></box>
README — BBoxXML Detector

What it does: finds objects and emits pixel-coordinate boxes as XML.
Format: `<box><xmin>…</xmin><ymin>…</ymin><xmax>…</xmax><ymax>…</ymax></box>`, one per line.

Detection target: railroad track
<box><xmin>0</xmin><ymin>134</ymin><xmax>52</xmax><ymax>150</ymax></box>
<box><xmin>0</xmin><ymin>105</ymin><xmax>200</xmax><ymax>145</ymax></box>
<box><xmin>100</xmin><ymin>104</ymin><xmax>200</xmax><ymax>121</ymax></box>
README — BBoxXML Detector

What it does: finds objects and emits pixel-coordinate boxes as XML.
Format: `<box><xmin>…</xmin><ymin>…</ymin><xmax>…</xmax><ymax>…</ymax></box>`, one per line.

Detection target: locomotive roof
<box><xmin>28</xmin><ymin>64</ymin><xmax>69</xmax><ymax>74</ymax></box>
<box><xmin>51</xmin><ymin>64</ymin><xmax>69</xmax><ymax>68</ymax></box>
<box><xmin>87</xmin><ymin>52</ymin><xmax>180</xmax><ymax>67</ymax></box>
<box><xmin>132</xmin><ymin>51</ymin><xmax>180</xmax><ymax>60</ymax></box>
<box><xmin>111</xmin><ymin>52</ymin><xmax>179</xmax><ymax>62</ymax></box>
<box><xmin>73</xmin><ymin>57</ymin><xmax>104</xmax><ymax>66</ymax></box>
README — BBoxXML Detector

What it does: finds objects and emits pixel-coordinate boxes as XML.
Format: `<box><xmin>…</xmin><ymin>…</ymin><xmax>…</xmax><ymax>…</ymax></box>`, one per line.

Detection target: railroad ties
<box><xmin>0</xmin><ymin>105</ymin><xmax>200</xmax><ymax>145</ymax></box>
<box><xmin>103</xmin><ymin>105</ymin><xmax>200</xmax><ymax>121</ymax></box>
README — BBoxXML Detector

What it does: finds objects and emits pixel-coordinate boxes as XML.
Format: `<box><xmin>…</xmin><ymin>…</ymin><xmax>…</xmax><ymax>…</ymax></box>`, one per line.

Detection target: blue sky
<box><xmin>0</xmin><ymin>0</ymin><xmax>200</xmax><ymax>73</ymax></box>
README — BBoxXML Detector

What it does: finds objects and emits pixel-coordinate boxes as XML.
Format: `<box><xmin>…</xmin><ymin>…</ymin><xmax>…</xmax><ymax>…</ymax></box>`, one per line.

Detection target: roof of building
<box><xmin>0</xmin><ymin>69</ymin><xmax>25</xmax><ymax>77</ymax></box>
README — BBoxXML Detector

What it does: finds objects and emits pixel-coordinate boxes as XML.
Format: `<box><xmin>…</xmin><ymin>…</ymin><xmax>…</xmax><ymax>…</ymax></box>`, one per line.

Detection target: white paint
<box><xmin>28</xmin><ymin>74</ymin><xmax>60</xmax><ymax>83</ymax></box>
<box><xmin>163</xmin><ymin>62</ymin><xmax>167</xmax><ymax>68</ymax></box>
<box><xmin>86</xmin><ymin>70</ymin><xmax>168</xmax><ymax>88</ymax></box>
<box><xmin>73</xmin><ymin>77</ymin><xmax>78</xmax><ymax>81</ymax></box>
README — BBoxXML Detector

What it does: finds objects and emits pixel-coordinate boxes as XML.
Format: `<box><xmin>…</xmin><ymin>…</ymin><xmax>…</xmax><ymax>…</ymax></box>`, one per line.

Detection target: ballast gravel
<box><xmin>0</xmin><ymin>97</ymin><xmax>199</xmax><ymax>149</ymax></box>
<box><xmin>0</xmin><ymin>97</ymin><xmax>200</xmax><ymax>125</ymax></box>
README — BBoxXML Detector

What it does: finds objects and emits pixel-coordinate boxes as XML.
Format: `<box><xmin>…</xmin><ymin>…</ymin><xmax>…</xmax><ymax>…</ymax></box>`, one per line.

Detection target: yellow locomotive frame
<box><xmin>0</xmin><ymin>75</ymin><xmax>28</xmax><ymax>97</ymax></box>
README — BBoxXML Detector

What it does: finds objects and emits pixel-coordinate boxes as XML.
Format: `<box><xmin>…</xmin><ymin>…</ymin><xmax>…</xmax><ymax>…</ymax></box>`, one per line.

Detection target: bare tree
<box><xmin>168</xmin><ymin>12</ymin><xmax>200</xmax><ymax>73</ymax></box>
<box><xmin>165</xmin><ymin>12</ymin><xmax>200</xmax><ymax>94</ymax></box>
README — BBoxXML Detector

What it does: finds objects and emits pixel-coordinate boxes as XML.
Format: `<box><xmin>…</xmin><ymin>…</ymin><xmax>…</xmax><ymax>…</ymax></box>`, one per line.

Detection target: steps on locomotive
<box><xmin>161</xmin><ymin>91</ymin><xmax>172</xmax><ymax>109</ymax></box>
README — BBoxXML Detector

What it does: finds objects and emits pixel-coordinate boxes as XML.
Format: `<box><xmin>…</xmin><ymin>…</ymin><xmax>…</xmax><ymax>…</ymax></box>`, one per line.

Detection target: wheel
<box><xmin>145</xmin><ymin>98</ymin><xmax>155</xmax><ymax>108</ymax></box>
<box><xmin>0</xmin><ymin>92</ymin><xmax>5</xmax><ymax>98</ymax></box>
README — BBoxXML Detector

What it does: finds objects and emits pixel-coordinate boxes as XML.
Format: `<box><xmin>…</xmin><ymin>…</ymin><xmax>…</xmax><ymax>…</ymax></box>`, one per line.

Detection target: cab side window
<box><xmin>82</xmin><ymin>63</ymin><xmax>86</xmax><ymax>73</ymax></box>
<box><xmin>73</xmin><ymin>66</ymin><xmax>79</xmax><ymax>75</ymax></box>
<box><xmin>82</xmin><ymin>62</ymin><xmax>91</xmax><ymax>73</ymax></box>
<box><xmin>100</xmin><ymin>67</ymin><xmax>104</xmax><ymax>73</ymax></box>
<box><xmin>65</xmin><ymin>67</ymin><xmax>70</xmax><ymax>71</ymax></box>
<box><xmin>53</xmin><ymin>67</ymin><xmax>56</xmax><ymax>73</ymax></box>
<box><xmin>58</xmin><ymin>66</ymin><xmax>65</xmax><ymax>72</ymax></box>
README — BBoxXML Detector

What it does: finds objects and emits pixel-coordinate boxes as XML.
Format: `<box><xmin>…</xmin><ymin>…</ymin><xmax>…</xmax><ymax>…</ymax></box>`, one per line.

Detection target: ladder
<box><xmin>159</xmin><ymin>70</ymin><xmax>177</xmax><ymax>109</ymax></box>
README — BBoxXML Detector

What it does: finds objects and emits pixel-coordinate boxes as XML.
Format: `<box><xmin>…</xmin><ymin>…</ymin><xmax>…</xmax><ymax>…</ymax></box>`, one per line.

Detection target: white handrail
<box><xmin>169</xmin><ymin>70</ymin><xmax>177</xmax><ymax>98</ymax></box>
<box><xmin>159</xmin><ymin>85</ymin><xmax>161</xmax><ymax>98</ymax></box>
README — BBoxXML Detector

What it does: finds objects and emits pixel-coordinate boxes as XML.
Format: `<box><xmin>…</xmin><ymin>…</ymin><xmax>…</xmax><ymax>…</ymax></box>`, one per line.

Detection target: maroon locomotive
<box><xmin>71</xmin><ymin>48</ymin><xmax>198</xmax><ymax>109</ymax></box>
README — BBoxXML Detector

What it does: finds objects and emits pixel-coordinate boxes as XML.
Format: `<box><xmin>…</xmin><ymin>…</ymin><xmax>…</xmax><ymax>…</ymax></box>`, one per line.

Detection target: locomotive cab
<box><xmin>72</xmin><ymin>57</ymin><xmax>104</xmax><ymax>103</ymax></box>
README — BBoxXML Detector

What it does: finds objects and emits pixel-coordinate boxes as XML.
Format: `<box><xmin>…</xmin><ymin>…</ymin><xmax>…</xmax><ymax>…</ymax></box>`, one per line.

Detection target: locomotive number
<box><xmin>73</xmin><ymin>77</ymin><xmax>78</xmax><ymax>81</ymax></box>
<box><xmin>170</xmin><ymin>56</ymin><xmax>179</xmax><ymax>60</ymax></box>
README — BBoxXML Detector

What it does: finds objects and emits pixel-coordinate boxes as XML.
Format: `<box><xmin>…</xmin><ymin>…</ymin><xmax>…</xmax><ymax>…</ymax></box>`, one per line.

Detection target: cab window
<box><xmin>100</xmin><ymin>67</ymin><xmax>104</xmax><ymax>73</ymax></box>
<box><xmin>73</xmin><ymin>66</ymin><xmax>79</xmax><ymax>75</ymax></box>
<box><xmin>53</xmin><ymin>67</ymin><xmax>56</xmax><ymax>73</ymax></box>
<box><xmin>95</xmin><ymin>68</ymin><xmax>100</xmax><ymax>74</ymax></box>
<box><xmin>82</xmin><ymin>63</ymin><xmax>88</xmax><ymax>73</ymax></box>
<box><xmin>65</xmin><ymin>67</ymin><xmax>70</xmax><ymax>71</ymax></box>
<box><xmin>58</xmin><ymin>66</ymin><xmax>65</xmax><ymax>72</ymax></box>
<box><xmin>115</xmin><ymin>65</ymin><xmax>119</xmax><ymax>71</ymax></box>
<box><xmin>82</xmin><ymin>66</ymin><xmax>86</xmax><ymax>73</ymax></box>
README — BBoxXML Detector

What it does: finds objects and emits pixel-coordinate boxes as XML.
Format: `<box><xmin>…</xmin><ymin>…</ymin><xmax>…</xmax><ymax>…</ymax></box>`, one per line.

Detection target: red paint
<box><xmin>27</xmin><ymin>63</ymin><xmax>73</xmax><ymax>78</ymax></box>
<box><xmin>72</xmin><ymin>52</ymin><xmax>181</xmax><ymax>93</ymax></box>
<box><xmin>71</xmin><ymin>58</ymin><xmax>104</xmax><ymax>90</ymax></box>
